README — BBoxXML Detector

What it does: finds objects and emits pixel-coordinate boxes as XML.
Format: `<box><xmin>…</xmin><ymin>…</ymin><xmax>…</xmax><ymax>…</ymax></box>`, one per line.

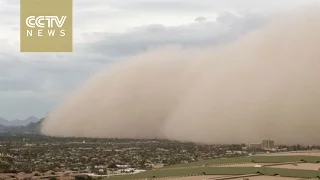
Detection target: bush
<box><xmin>75</xmin><ymin>175</ymin><xmax>92</xmax><ymax>180</ymax></box>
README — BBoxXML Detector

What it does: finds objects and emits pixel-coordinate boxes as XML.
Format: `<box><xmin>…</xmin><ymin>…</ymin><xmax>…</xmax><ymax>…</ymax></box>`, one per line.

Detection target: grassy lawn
<box><xmin>105</xmin><ymin>155</ymin><xmax>320</xmax><ymax>180</ymax></box>
<box><xmin>106</xmin><ymin>167</ymin><xmax>320</xmax><ymax>180</ymax></box>
<box><xmin>160</xmin><ymin>156</ymin><xmax>252</xmax><ymax>169</ymax></box>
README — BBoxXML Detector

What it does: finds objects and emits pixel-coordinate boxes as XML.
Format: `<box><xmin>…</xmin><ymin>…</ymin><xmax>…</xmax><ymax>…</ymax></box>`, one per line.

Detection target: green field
<box><xmin>105</xmin><ymin>155</ymin><xmax>320</xmax><ymax>180</ymax></box>
<box><xmin>107</xmin><ymin>167</ymin><xmax>256</xmax><ymax>180</ymax></box>
<box><xmin>160</xmin><ymin>156</ymin><xmax>252</xmax><ymax>169</ymax></box>
<box><xmin>160</xmin><ymin>155</ymin><xmax>320</xmax><ymax>169</ymax></box>
<box><xmin>107</xmin><ymin>167</ymin><xmax>320</xmax><ymax>180</ymax></box>
<box><xmin>252</xmin><ymin>155</ymin><xmax>320</xmax><ymax>163</ymax></box>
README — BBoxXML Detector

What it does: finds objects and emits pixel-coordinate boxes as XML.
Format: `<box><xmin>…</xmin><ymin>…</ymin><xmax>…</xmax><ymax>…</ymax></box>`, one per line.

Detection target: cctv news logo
<box><xmin>20</xmin><ymin>0</ymin><xmax>72</xmax><ymax>52</ymax></box>
<box><xmin>25</xmin><ymin>16</ymin><xmax>67</xmax><ymax>37</ymax></box>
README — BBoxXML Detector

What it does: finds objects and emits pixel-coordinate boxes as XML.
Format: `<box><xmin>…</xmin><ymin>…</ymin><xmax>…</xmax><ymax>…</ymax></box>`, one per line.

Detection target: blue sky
<box><xmin>0</xmin><ymin>0</ymin><xmax>318</xmax><ymax>120</ymax></box>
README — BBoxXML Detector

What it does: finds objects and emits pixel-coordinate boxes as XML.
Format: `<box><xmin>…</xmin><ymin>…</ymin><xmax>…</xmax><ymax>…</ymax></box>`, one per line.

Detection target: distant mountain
<box><xmin>0</xmin><ymin>118</ymin><xmax>44</xmax><ymax>134</ymax></box>
<box><xmin>0</xmin><ymin>117</ymin><xmax>10</xmax><ymax>126</ymax></box>
<box><xmin>10</xmin><ymin>116</ymin><xmax>40</xmax><ymax>126</ymax></box>
<box><xmin>0</xmin><ymin>116</ymin><xmax>40</xmax><ymax>126</ymax></box>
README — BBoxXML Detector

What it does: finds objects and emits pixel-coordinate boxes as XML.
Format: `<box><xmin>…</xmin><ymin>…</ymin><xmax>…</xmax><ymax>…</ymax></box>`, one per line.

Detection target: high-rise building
<box><xmin>262</xmin><ymin>139</ymin><xmax>275</xmax><ymax>149</ymax></box>
<box><xmin>248</xmin><ymin>139</ymin><xmax>275</xmax><ymax>149</ymax></box>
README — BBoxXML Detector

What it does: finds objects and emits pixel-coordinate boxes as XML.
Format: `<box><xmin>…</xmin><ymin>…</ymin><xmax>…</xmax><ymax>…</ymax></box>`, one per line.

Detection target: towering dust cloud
<box><xmin>42</xmin><ymin>8</ymin><xmax>320</xmax><ymax>144</ymax></box>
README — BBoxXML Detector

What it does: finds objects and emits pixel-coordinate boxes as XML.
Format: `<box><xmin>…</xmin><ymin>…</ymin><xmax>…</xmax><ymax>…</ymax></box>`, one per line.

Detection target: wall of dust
<box><xmin>41</xmin><ymin>7</ymin><xmax>320</xmax><ymax>145</ymax></box>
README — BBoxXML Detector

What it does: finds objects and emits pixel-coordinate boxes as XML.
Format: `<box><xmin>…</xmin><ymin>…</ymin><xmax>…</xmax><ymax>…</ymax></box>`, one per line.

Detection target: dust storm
<box><xmin>41</xmin><ymin>8</ymin><xmax>320</xmax><ymax>145</ymax></box>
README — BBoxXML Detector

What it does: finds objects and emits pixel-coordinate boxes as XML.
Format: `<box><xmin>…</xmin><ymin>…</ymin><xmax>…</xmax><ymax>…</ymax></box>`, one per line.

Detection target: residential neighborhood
<box><xmin>0</xmin><ymin>133</ymin><xmax>316</xmax><ymax>179</ymax></box>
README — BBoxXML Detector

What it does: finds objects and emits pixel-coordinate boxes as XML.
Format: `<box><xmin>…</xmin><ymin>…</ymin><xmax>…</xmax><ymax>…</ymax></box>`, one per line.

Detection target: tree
<box><xmin>75</xmin><ymin>175</ymin><xmax>92</xmax><ymax>180</ymax></box>
<box><xmin>107</xmin><ymin>163</ymin><xmax>117</xmax><ymax>169</ymax></box>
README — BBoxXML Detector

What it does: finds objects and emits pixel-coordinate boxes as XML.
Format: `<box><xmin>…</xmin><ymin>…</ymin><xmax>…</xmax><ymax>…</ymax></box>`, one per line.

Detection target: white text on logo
<box><xmin>25</xmin><ymin>16</ymin><xmax>67</xmax><ymax>37</ymax></box>
<box><xmin>26</xmin><ymin>16</ymin><xmax>67</xmax><ymax>28</ymax></box>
